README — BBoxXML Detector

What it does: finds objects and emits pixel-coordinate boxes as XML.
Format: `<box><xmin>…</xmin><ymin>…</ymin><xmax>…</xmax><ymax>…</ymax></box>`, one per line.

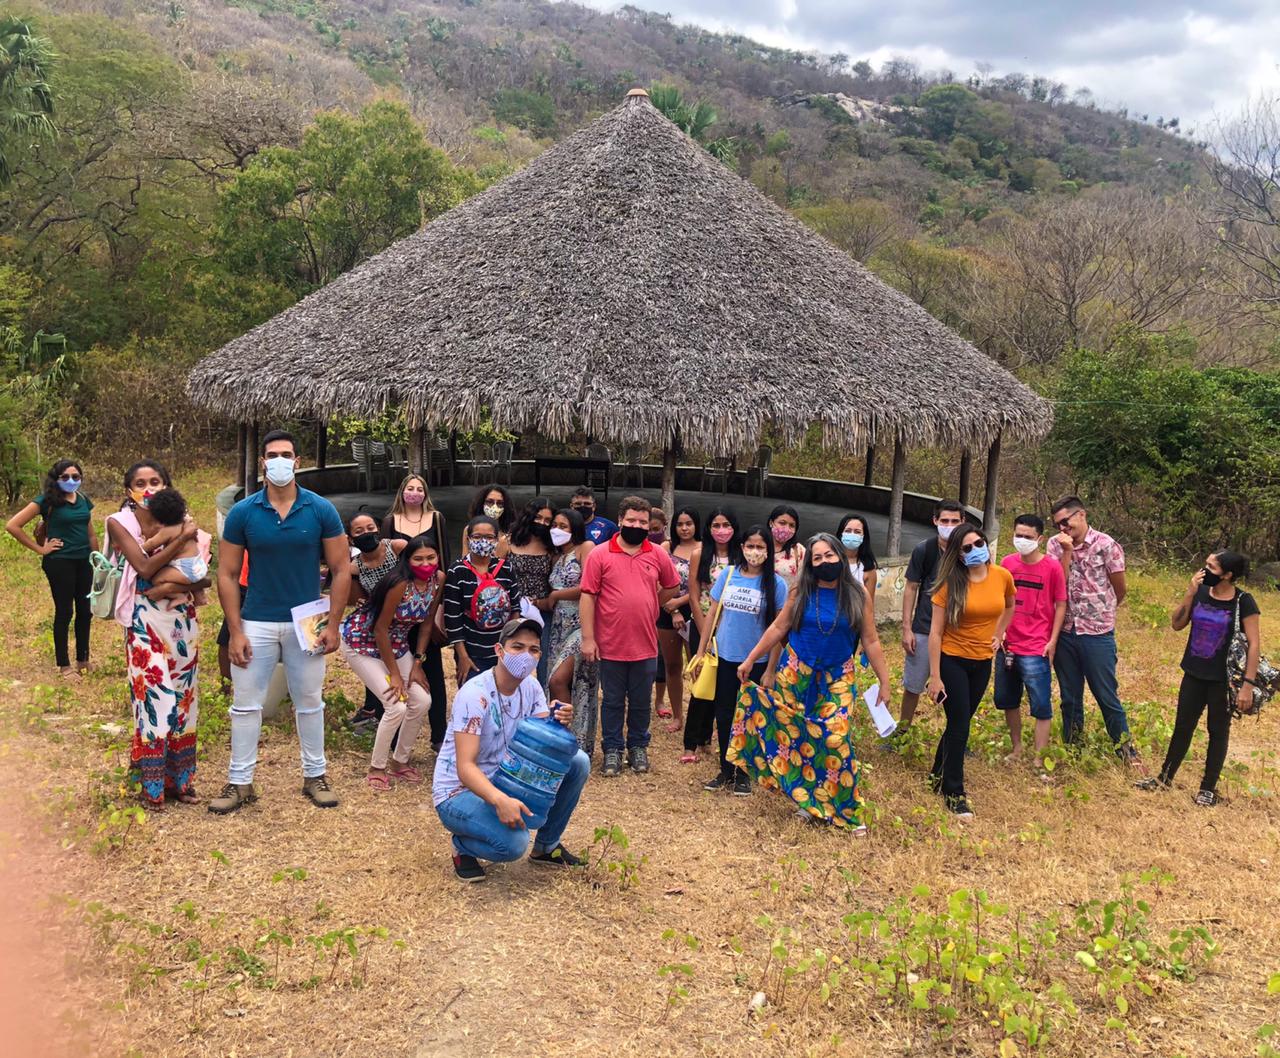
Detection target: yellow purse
<box><xmin>683</xmin><ymin>568</ymin><xmax>733</xmax><ymax>699</ymax></box>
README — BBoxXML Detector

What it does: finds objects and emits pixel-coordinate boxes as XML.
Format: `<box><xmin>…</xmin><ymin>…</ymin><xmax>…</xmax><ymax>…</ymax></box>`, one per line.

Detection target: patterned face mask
<box><xmin>470</xmin><ymin>537</ymin><xmax>498</xmax><ymax>559</ymax></box>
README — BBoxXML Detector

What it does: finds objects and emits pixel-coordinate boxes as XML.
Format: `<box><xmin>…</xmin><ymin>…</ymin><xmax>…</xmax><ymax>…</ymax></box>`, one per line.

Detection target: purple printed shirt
<box><xmin>1046</xmin><ymin>527</ymin><xmax>1125</xmax><ymax>636</ymax></box>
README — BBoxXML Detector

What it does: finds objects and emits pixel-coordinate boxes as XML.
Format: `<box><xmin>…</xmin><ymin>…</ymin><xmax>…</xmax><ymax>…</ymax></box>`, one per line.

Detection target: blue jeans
<box><xmin>994</xmin><ymin>651</ymin><xmax>1053</xmax><ymax>720</ymax></box>
<box><xmin>228</xmin><ymin>620</ymin><xmax>328</xmax><ymax>784</ymax></box>
<box><xmin>435</xmin><ymin>749</ymin><xmax>591</xmax><ymax>861</ymax></box>
<box><xmin>598</xmin><ymin>658</ymin><xmax>656</xmax><ymax>752</ymax></box>
<box><xmin>1053</xmin><ymin>630</ymin><xmax>1131</xmax><ymax>747</ymax></box>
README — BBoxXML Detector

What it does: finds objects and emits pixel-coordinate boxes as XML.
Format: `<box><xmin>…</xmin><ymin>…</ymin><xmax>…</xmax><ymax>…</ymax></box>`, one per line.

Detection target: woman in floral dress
<box><xmin>545</xmin><ymin>508</ymin><xmax>597</xmax><ymax>755</ymax></box>
<box><xmin>729</xmin><ymin>533</ymin><xmax>893</xmax><ymax>833</ymax></box>
<box><xmin>105</xmin><ymin>461</ymin><xmax>211</xmax><ymax>808</ymax></box>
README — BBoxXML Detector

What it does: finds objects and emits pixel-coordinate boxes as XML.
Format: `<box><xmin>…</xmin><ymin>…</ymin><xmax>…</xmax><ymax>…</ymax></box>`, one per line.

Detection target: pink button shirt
<box><xmin>581</xmin><ymin>536</ymin><xmax>680</xmax><ymax>661</ymax></box>
<box><xmin>1046</xmin><ymin>527</ymin><xmax>1125</xmax><ymax>635</ymax></box>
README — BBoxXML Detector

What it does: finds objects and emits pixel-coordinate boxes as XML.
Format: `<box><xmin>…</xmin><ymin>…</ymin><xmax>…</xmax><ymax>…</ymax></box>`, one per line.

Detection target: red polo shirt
<box><xmin>581</xmin><ymin>535</ymin><xmax>680</xmax><ymax>661</ymax></box>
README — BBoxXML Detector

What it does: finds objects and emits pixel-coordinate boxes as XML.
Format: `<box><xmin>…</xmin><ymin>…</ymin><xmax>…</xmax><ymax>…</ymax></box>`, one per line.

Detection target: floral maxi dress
<box><xmin>728</xmin><ymin>586</ymin><xmax>864</xmax><ymax>828</ymax></box>
<box><xmin>128</xmin><ymin>596</ymin><xmax>199</xmax><ymax>805</ymax></box>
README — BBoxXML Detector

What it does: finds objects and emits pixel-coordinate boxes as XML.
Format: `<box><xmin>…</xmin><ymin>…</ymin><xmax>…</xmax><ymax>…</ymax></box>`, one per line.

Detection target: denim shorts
<box><xmin>993</xmin><ymin>650</ymin><xmax>1053</xmax><ymax>720</ymax></box>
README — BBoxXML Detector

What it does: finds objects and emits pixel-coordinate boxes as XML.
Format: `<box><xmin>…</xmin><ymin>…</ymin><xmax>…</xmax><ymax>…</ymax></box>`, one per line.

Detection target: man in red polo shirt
<box><xmin>581</xmin><ymin>495</ymin><xmax>680</xmax><ymax>777</ymax></box>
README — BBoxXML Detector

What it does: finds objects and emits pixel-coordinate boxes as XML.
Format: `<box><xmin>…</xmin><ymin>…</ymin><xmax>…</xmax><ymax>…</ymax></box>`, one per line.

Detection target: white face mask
<box><xmin>549</xmin><ymin>527</ymin><xmax>572</xmax><ymax>547</ymax></box>
<box><xmin>264</xmin><ymin>455</ymin><xmax>296</xmax><ymax>487</ymax></box>
<box><xmin>500</xmin><ymin>648</ymin><xmax>537</xmax><ymax>681</ymax></box>
<box><xmin>1012</xmin><ymin>536</ymin><xmax>1039</xmax><ymax>556</ymax></box>
<box><xmin>937</xmin><ymin>523</ymin><xmax>958</xmax><ymax>541</ymax></box>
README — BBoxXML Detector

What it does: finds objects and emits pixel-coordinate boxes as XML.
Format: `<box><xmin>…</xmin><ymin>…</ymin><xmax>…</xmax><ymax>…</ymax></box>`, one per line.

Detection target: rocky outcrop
<box><xmin>777</xmin><ymin>92</ymin><xmax>916</xmax><ymax>124</ymax></box>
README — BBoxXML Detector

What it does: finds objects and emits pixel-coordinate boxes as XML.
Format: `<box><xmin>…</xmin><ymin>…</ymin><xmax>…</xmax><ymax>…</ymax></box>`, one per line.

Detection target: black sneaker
<box><xmin>628</xmin><ymin>746</ymin><xmax>650</xmax><ymax>774</ymax></box>
<box><xmin>703</xmin><ymin>773</ymin><xmax>729</xmax><ymax>792</ymax></box>
<box><xmin>1193</xmin><ymin>789</ymin><xmax>1220</xmax><ymax>807</ymax></box>
<box><xmin>452</xmin><ymin>854</ymin><xmax>486</xmax><ymax>883</ymax></box>
<box><xmin>732</xmin><ymin>771</ymin><xmax>751</xmax><ymax>797</ymax></box>
<box><xmin>1135</xmin><ymin>777</ymin><xmax>1170</xmax><ymax>792</ymax></box>
<box><xmin>529</xmin><ymin>844</ymin><xmax>585</xmax><ymax>868</ymax></box>
<box><xmin>945</xmin><ymin>796</ymin><xmax>975</xmax><ymax>819</ymax></box>
<box><xmin>602</xmin><ymin>750</ymin><xmax>623</xmax><ymax>777</ymax></box>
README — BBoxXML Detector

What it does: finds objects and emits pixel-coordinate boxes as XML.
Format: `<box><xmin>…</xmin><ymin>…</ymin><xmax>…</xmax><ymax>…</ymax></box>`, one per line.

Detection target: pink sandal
<box><xmin>679</xmin><ymin>752</ymin><xmax>699</xmax><ymax>764</ymax></box>
<box><xmin>389</xmin><ymin>765</ymin><xmax>423</xmax><ymax>784</ymax></box>
<box><xmin>366</xmin><ymin>772</ymin><xmax>392</xmax><ymax>791</ymax></box>
<box><xmin>657</xmin><ymin>706</ymin><xmax>673</xmax><ymax>719</ymax></box>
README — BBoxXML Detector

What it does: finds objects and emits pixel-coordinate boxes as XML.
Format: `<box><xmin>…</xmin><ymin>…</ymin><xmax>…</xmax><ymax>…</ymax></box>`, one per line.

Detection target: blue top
<box><xmin>221</xmin><ymin>487</ymin><xmax>344</xmax><ymax>621</ymax></box>
<box><xmin>710</xmin><ymin>565</ymin><xmax>788</xmax><ymax>663</ymax></box>
<box><xmin>584</xmin><ymin>515</ymin><xmax>617</xmax><ymax>544</ymax></box>
<box><xmin>789</xmin><ymin>587</ymin><xmax>860</xmax><ymax>673</ymax></box>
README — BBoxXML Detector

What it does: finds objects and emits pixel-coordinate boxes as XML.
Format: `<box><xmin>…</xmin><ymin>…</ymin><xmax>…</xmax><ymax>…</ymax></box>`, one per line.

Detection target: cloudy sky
<box><xmin>585</xmin><ymin>0</ymin><xmax>1279</xmax><ymax>135</ymax></box>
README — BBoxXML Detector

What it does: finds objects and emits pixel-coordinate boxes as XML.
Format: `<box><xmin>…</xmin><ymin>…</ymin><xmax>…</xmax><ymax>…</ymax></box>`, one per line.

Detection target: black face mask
<box><xmin>1202</xmin><ymin>568</ymin><xmax>1223</xmax><ymax>588</ymax></box>
<box><xmin>814</xmin><ymin>560</ymin><xmax>843</xmax><ymax>583</ymax></box>
<box><xmin>531</xmin><ymin>523</ymin><xmax>553</xmax><ymax>544</ymax></box>
<box><xmin>352</xmin><ymin>532</ymin><xmax>380</xmax><ymax>554</ymax></box>
<box><xmin>619</xmin><ymin>524</ymin><xmax>648</xmax><ymax>546</ymax></box>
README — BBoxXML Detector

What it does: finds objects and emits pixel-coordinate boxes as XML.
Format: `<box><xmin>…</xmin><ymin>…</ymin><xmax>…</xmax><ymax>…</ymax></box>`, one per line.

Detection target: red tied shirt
<box><xmin>581</xmin><ymin>535</ymin><xmax>680</xmax><ymax>661</ymax></box>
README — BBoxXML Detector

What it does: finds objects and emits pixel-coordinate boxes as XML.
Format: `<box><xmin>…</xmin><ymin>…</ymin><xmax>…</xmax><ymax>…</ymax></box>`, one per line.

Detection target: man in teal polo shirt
<box><xmin>211</xmin><ymin>429</ymin><xmax>351</xmax><ymax>814</ymax></box>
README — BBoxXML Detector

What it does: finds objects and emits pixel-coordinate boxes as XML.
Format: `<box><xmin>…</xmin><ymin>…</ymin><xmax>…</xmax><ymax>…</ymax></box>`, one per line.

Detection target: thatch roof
<box><xmin>188</xmin><ymin>91</ymin><xmax>1051</xmax><ymax>455</ymax></box>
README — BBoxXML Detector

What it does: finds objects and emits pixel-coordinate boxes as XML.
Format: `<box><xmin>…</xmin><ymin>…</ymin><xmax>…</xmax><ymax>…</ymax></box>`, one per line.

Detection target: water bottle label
<box><xmin>498</xmin><ymin>751</ymin><xmax>561</xmax><ymax>793</ymax></box>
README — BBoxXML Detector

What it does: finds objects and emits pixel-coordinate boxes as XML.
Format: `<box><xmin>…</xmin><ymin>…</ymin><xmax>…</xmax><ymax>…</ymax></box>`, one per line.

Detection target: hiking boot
<box><xmin>1193</xmin><ymin>789</ymin><xmax>1220</xmax><ymax>807</ymax></box>
<box><xmin>529</xmin><ymin>844</ymin><xmax>585</xmax><ymax>868</ymax></box>
<box><xmin>945</xmin><ymin>795</ymin><xmax>975</xmax><ymax>819</ymax></box>
<box><xmin>732</xmin><ymin>771</ymin><xmax>752</xmax><ymax>797</ymax></box>
<box><xmin>453</xmin><ymin>854</ymin><xmax>486</xmax><ymax>883</ymax></box>
<box><xmin>628</xmin><ymin>746</ymin><xmax>650</xmax><ymax>774</ymax></box>
<box><xmin>602</xmin><ymin>750</ymin><xmax>623</xmax><ymax>777</ymax></box>
<box><xmin>208</xmin><ymin>783</ymin><xmax>257</xmax><ymax>815</ymax></box>
<box><xmin>1135</xmin><ymin>777</ymin><xmax>1169</xmax><ymax>792</ymax></box>
<box><xmin>703</xmin><ymin>773</ymin><xmax>730</xmax><ymax>792</ymax></box>
<box><xmin>301</xmin><ymin>774</ymin><xmax>339</xmax><ymax>808</ymax></box>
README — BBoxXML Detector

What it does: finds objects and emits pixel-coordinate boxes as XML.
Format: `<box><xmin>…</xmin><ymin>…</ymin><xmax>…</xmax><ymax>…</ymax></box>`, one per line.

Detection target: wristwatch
<box><xmin>414</xmin><ymin>652</ymin><xmax>429</xmax><ymax>664</ymax></box>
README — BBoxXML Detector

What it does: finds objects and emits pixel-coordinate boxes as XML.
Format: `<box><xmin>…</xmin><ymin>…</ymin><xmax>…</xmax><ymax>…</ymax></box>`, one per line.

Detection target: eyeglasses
<box><xmin>960</xmin><ymin>540</ymin><xmax>987</xmax><ymax>554</ymax></box>
<box><xmin>58</xmin><ymin>474</ymin><xmax>81</xmax><ymax>482</ymax></box>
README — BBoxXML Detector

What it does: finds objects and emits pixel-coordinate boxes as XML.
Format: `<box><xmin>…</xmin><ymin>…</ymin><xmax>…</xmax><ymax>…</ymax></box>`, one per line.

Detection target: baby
<box><xmin>143</xmin><ymin>488</ymin><xmax>209</xmax><ymax>604</ymax></box>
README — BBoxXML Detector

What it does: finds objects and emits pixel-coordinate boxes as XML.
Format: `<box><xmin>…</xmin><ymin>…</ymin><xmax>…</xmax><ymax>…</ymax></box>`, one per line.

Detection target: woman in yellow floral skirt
<box><xmin>730</xmin><ymin>533</ymin><xmax>892</xmax><ymax>832</ymax></box>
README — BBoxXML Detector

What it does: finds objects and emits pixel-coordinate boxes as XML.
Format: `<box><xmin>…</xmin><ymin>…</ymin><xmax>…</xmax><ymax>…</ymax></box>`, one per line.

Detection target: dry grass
<box><xmin>1</xmin><ymin>465</ymin><xmax>1279</xmax><ymax>1058</ymax></box>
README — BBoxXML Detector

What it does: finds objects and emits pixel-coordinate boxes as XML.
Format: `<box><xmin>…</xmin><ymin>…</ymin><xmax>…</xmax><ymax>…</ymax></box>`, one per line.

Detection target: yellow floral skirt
<box><xmin>727</xmin><ymin>648</ymin><xmax>864</xmax><ymax>828</ymax></box>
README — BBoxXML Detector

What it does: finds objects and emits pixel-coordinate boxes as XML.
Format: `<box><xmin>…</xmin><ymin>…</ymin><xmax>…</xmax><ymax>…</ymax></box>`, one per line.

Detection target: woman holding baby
<box><xmin>106</xmin><ymin>460</ymin><xmax>212</xmax><ymax>809</ymax></box>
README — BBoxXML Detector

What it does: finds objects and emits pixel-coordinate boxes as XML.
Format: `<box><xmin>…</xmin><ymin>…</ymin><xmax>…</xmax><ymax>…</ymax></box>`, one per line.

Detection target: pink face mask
<box><xmin>403</xmin><ymin>491</ymin><xmax>425</xmax><ymax>506</ymax></box>
<box><xmin>710</xmin><ymin>526</ymin><xmax>734</xmax><ymax>545</ymax></box>
<box><xmin>771</xmin><ymin>524</ymin><xmax>794</xmax><ymax>544</ymax></box>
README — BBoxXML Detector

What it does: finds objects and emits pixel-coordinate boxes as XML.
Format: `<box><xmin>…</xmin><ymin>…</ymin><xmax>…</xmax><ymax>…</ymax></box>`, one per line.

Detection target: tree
<box><xmin>0</xmin><ymin>17</ymin><xmax>56</xmax><ymax>183</ymax></box>
<box><xmin>648</xmin><ymin>83</ymin><xmax>736</xmax><ymax>166</ymax></box>
<box><xmin>917</xmin><ymin>84</ymin><xmax>979</xmax><ymax>140</ymax></box>
<box><xmin>793</xmin><ymin>199</ymin><xmax>901</xmax><ymax>263</ymax></box>
<box><xmin>217</xmin><ymin>100</ymin><xmax>477</xmax><ymax>290</ymax></box>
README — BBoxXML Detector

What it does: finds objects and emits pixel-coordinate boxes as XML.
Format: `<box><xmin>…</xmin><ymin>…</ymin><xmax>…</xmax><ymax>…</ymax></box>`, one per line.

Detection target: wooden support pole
<box><xmin>661</xmin><ymin>442</ymin><xmax>677</xmax><ymax>521</ymax></box>
<box><xmin>887</xmin><ymin>437</ymin><xmax>906</xmax><ymax>558</ymax></box>
<box><xmin>863</xmin><ymin>445</ymin><xmax>876</xmax><ymax>487</ymax></box>
<box><xmin>235</xmin><ymin>423</ymin><xmax>247</xmax><ymax>495</ymax></box>
<box><xmin>247</xmin><ymin>421</ymin><xmax>260</xmax><ymax>493</ymax></box>
<box><xmin>982</xmin><ymin>431</ymin><xmax>1002</xmax><ymax>548</ymax></box>
<box><xmin>315</xmin><ymin>422</ymin><xmax>328</xmax><ymax>470</ymax></box>
<box><xmin>958</xmin><ymin>449</ymin><xmax>972</xmax><ymax>506</ymax></box>
<box><xmin>409</xmin><ymin>426</ymin><xmax>425</xmax><ymax>476</ymax></box>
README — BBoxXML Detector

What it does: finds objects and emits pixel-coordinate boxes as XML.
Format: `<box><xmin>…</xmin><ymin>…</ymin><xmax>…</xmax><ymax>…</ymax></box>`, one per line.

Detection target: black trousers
<box><xmin>683</xmin><ymin>621</ymin><xmax>716</xmax><ymax>752</ymax></box>
<box><xmin>930</xmin><ymin>653</ymin><xmax>992</xmax><ymax>800</ymax></box>
<box><xmin>712</xmin><ymin>657</ymin><xmax>765</xmax><ymax>778</ymax></box>
<box><xmin>361</xmin><ymin>637</ymin><xmax>447</xmax><ymax>746</ymax></box>
<box><xmin>1159</xmin><ymin>673</ymin><xmax>1231</xmax><ymax>794</ymax></box>
<box><xmin>43</xmin><ymin>556</ymin><xmax>92</xmax><ymax>668</ymax></box>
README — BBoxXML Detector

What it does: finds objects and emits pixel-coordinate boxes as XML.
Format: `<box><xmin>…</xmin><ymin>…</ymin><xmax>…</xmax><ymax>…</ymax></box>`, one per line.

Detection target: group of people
<box><xmin>5</xmin><ymin>438</ymin><xmax>1266</xmax><ymax>882</ymax></box>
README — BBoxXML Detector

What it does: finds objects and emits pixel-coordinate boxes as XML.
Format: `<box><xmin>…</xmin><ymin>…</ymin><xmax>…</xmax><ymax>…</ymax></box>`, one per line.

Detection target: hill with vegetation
<box><xmin>1</xmin><ymin>0</ymin><xmax>1277</xmax><ymax>555</ymax></box>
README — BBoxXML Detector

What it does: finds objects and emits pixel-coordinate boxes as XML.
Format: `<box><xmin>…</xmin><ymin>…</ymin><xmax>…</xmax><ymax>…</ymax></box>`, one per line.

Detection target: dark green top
<box><xmin>35</xmin><ymin>493</ymin><xmax>94</xmax><ymax>560</ymax></box>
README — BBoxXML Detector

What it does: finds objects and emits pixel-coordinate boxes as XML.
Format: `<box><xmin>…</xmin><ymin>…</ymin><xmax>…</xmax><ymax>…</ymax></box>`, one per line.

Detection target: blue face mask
<box><xmin>57</xmin><ymin>478</ymin><xmax>81</xmax><ymax>494</ymax></box>
<box><xmin>841</xmin><ymin>531</ymin><xmax>863</xmax><ymax>551</ymax></box>
<box><xmin>962</xmin><ymin>543</ymin><xmax>990</xmax><ymax>567</ymax></box>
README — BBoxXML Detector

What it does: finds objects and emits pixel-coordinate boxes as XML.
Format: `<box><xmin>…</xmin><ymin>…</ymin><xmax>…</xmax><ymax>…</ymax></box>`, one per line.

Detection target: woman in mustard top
<box><xmin>927</xmin><ymin>524</ymin><xmax>1015</xmax><ymax>818</ymax></box>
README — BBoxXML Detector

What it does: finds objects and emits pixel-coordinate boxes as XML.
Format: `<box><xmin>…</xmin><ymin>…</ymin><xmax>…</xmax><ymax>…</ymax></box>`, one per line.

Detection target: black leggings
<box><xmin>930</xmin><ymin>653</ymin><xmax>992</xmax><ymax>800</ymax></box>
<box><xmin>361</xmin><ymin>636</ymin><xmax>448</xmax><ymax>746</ymax></box>
<box><xmin>1159</xmin><ymin>673</ymin><xmax>1231</xmax><ymax>794</ymax></box>
<box><xmin>710</xmin><ymin>657</ymin><xmax>765</xmax><ymax>778</ymax></box>
<box><xmin>684</xmin><ymin>621</ymin><xmax>717</xmax><ymax>752</ymax></box>
<box><xmin>43</xmin><ymin>556</ymin><xmax>92</xmax><ymax>668</ymax></box>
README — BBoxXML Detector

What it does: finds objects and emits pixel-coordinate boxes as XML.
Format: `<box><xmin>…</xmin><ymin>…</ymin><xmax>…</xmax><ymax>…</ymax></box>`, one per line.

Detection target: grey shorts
<box><xmin>902</xmin><ymin>637</ymin><xmax>931</xmax><ymax>695</ymax></box>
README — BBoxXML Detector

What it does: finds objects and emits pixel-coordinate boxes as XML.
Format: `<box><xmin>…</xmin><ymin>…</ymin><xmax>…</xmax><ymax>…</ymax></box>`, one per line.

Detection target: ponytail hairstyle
<box><xmin>737</xmin><ymin>524</ymin><xmax>779</xmax><ymax>628</ymax></box>
<box><xmin>366</xmin><ymin>535</ymin><xmax>439</xmax><ymax>625</ymax></box>
<box><xmin>931</xmin><ymin>525</ymin><xmax>990</xmax><ymax>629</ymax></box>
<box><xmin>789</xmin><ymin>532</ymin><xmax>865</xmax><ymax>634</ymax></box>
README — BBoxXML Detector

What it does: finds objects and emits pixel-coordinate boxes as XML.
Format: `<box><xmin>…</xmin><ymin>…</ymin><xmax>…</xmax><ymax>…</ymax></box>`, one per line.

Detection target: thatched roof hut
<box><xmin>189</xmin><ymin>89</ymin><xmax>1051</xmax><ymax>550</ymax></box>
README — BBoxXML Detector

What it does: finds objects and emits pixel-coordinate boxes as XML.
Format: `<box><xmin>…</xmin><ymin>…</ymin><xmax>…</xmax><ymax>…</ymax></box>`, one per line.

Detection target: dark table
<box><xmin>533</xmin><ymin>456</ymin><xmax>611</xmax><ymax>499</ymax></box>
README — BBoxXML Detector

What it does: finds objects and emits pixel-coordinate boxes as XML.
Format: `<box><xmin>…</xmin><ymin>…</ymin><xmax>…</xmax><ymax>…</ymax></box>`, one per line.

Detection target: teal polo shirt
<box><xmin>221</xmin><ymin>487</ymin><xmax>345</xmax><ymax>622</ymax></box>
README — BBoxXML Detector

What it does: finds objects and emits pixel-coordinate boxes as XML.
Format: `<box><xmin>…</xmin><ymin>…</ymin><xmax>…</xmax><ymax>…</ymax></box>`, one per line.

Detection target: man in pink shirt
<box><xmin>995</xmin><ymin>514</ymin><xmax>1067</xmax><ymax>761</ymax></box>
<box><xmin>581</xmin><ymin>495</ymin><xmax>680</xmax><ymax>777</ymax></box>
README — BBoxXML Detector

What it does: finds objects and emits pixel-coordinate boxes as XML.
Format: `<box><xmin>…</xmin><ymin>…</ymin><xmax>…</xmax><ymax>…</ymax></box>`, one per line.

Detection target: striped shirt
<box><xmin>443</xmin><ymin>558</ymin><xmax>522</xmax><ymax>670</ymax></box>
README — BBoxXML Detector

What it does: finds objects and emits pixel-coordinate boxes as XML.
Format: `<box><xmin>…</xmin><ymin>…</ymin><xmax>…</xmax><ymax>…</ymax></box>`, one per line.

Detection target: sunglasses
<box><xmin>59</xmin><ymin>474</ymin><xmax>81</xmax><ymax>482</ymax></box>
<box><xmin>960</xmin><ymin>539</ymin><xmax>988</xmax><ymax>554</ymax></box>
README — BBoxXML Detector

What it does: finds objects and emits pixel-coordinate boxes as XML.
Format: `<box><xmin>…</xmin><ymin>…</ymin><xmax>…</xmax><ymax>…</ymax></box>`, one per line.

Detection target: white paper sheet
<box><xmin>862</xmin><ymin>683</ymin><xmax>898</xmax><ymax>738</ymax></box>
<box><xmin>291</xmin><ymin>598</ymin><xmax>330</xmax><ymax>654</ymax></box>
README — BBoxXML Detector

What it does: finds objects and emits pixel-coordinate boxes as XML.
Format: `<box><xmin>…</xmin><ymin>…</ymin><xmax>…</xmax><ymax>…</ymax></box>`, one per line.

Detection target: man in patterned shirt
<box><xmin>1046</xmin><ymin>496</ymin><xmax>1138</xmax><ymax>759</ymax></box>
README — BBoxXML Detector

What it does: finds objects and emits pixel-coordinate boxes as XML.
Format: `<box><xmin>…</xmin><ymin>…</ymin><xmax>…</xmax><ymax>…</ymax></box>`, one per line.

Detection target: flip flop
<box><xmin>366</xmin><ymin>773</ymin><xmax>392</xmax><ymax>791</ymax></box>
<box><xmin>389</xmin><ymin>765</ymin><xmax>423</xmax><ymax>784</ymax></box>
<box><xmin>656</xmin><ymin>707</ymin><xmax>673</xmax><ymax>719</ymax></box>
<box><xmin>679</xmin><ymin>752</ymin><xmax>699</xmax><ymax>764</ymax></box>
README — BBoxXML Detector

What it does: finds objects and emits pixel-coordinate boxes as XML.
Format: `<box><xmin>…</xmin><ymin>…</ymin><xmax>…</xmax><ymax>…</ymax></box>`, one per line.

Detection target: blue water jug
<box><xmin>492</xmin><ymin>715</ymin><xmax>580</xmax><ymax>830</ymax></box>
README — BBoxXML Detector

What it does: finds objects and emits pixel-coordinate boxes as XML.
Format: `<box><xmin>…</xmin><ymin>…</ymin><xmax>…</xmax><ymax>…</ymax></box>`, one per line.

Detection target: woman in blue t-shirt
<box><xmin>688</xmin><ymin>524</ymin><xmax>788</xmax><ymax>795</ymax></box>
<box><xmin>6</xmin><ymin>459</ymin><xmax>98</xmax><ymax>675</ymax></box>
